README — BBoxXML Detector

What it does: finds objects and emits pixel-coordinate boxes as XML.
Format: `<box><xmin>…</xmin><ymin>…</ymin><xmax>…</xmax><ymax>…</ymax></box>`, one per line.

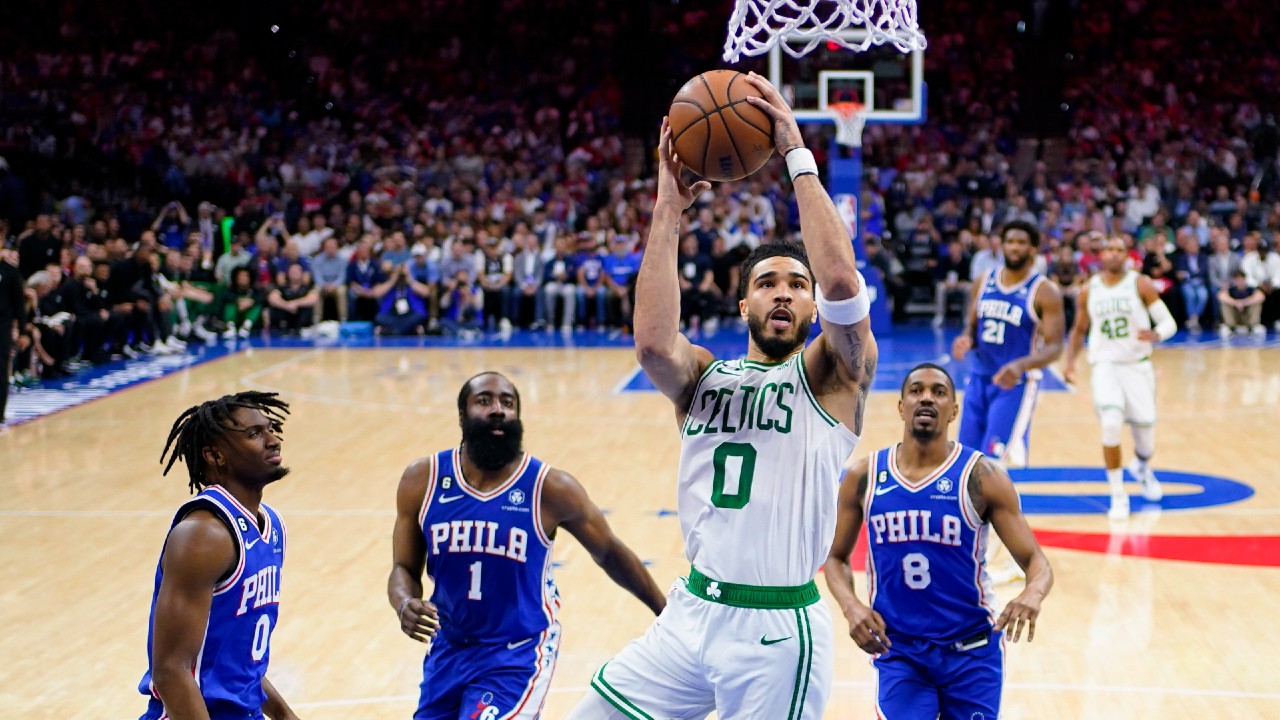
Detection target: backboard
<box><xmin>769</xmin><ymin>28</ymin><xmax>925</xmax><ymax>124</ymax></box>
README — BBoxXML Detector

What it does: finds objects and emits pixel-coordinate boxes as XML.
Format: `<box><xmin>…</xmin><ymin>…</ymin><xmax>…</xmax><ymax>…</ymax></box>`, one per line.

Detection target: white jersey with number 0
<box><xmin>1086</xmin><ymin>271</ymin><xmax>1153</xmax><ymax>364</ymax></box>
<box><xmin>677</xmin><ymin>354</ymin><xmax>860</xmax><ymax>586</ymax></box>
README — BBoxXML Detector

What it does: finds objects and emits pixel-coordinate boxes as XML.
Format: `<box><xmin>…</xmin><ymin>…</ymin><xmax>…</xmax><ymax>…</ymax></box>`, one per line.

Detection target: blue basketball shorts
<box><xmin>872</xmin><ymin>629</ymin><xmax>1005</xmax><ymax>720</ymax></box>
<box><xmin>140</xmin><ymin>698</ymin><xmax>264</xmax><ymax>720</ymax></box>
<box><xmin>415</xmin><ymin>623</ymin><xmax>560</xmax><ymax>720</ymax></box>
<box><xmin>958</xmin><ymin>373</ymin><xmax>1040</xmax><ymax>467</ymax></box>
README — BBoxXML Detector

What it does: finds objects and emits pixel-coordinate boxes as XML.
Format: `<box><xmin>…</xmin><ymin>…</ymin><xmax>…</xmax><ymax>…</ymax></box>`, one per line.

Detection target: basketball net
<box><xmin>829</xmin><ymin>102</ymin><xmax>869</xmax><ymax>148</ymax></box>
<box><xmin>723</xmin><ymin>0</ymin><xmax>926</xmax><ymax>63</ymax></box>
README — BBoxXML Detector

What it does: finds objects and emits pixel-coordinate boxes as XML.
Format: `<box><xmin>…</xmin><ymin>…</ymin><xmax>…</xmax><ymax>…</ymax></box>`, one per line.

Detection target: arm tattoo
<box><xmin>853</xmin><ymin>355</ymin><xmax>876</xmax><ymax>436</ymax></box>
<box><xmin>842</xmin><ymin>326</ymin><xmax>865</xmax><ymax>369</ymax></box>
<box><xmin>777</xmin><ymin>127</ymin><xmax>801</xmax><ymax>155</ymax></box>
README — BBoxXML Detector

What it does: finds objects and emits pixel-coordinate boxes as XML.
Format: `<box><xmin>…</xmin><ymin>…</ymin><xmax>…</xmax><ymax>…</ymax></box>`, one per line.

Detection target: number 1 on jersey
<box><xmin>467</xmin><ymin>560</ymin><xmax>483</xmax><ymax>600</ymax></box>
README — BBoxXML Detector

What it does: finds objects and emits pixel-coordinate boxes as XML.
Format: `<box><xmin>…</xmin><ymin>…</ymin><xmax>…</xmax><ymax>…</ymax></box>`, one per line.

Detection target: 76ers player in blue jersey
<box><xmin>825</xmin><ymin>364</ymin><xmax>1053</xmax><ymax>719</ymax></box>
<box><xmin>952</xmin><ymin>221</ymin><xmax>1065</xmax><ymax>468</ymax></box>
<box><xmin>389</xmin><ymin>372</ymin><xmax>665</xmax><ymax>720</ymax></box>
<box><xmin>138</xmin><ymin>391</ymin><xmax>299</xmax><ymax>720</ymax></box>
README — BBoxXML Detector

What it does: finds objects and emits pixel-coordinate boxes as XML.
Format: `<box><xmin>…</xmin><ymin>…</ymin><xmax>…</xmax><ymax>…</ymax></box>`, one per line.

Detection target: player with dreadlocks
<box><xmin>137</xmin><ymin>391</ymin><xmax>301</xmax><ymax>720</ymax></box>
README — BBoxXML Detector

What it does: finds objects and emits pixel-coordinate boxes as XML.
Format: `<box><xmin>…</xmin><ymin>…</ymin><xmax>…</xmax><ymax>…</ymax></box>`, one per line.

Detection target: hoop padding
<box><xmin>830</xmin><ymin>103</ymin><xmax>869</xmax><ymax>148</ymax></box>
<box><xmin>723</xmin><ymin>0</ymin><xmax>926</xmax><ymax>63</ymax></box>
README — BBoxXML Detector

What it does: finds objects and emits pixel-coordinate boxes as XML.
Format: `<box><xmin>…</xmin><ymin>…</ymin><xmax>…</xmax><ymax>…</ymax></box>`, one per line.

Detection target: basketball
<box><xmin>668</xmin><ymin>69</ymin><xmax>775</xmax><ymax>182</ymax></box>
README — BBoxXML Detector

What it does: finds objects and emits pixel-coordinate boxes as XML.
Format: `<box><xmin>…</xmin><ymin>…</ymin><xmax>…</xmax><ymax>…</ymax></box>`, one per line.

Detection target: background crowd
<box><xmin>2</xmin><ymin>0</ymin><xmax>1279</xmax><ymax>416</ymax></box>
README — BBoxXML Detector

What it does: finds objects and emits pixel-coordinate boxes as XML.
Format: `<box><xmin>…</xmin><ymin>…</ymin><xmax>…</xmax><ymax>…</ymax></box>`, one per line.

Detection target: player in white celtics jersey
<box><xmin>567</xmin><ymin>72</ymin><xmax>877</xmax><ymax>720</ymax></box>
<box><xmin>1064</xmin><ymin>236</ymin><xmax>1177</xmax><ymax>520</ymax></box>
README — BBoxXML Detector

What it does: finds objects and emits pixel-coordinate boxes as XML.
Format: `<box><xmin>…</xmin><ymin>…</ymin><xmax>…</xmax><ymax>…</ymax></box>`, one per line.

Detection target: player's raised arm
<box><xmin>824</xmin><ymin>457</ymin><xmax>891</xmax><ymax>655</ymax></box>
<box><xmin>633</xmin><ymin>118</ymin><xmax>715</xmax><ymax>409</ymax></box>
<box><xmin>149</xmin><ymin>512</ymin><xmax>237</xmax><ymax>720</ymax></box>
<box><xmin>744</xmin><ymin>71</ymin><xmax>878</xmax><ymax>431</ymax></box>
<box><xmin>1062</xmin><ymin>284</ymin><xmax>1091</xmax><ymax>385</ymax></box>
<box><xmin>541</xmin><ymin>469</ymin><xmax>667</xmax><ymax>616</ymax></box>
<box><xmin>387</xmin><ymin>457</ymin><xmax>440</xmax><ymax>643</ymax></box>
<box><xmin>970</xmin><ymin>457</ymin><xmax>1053</xmax><ymax>642</ymax></box>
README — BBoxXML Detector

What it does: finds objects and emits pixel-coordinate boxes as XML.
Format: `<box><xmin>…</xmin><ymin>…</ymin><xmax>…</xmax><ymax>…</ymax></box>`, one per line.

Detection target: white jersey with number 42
<box><xmin>1086</xmin><ymin>270</ymin><xmax>1153</xmax><ymax>364</ymax></box>
<box><xmin>677</xmin><ymin>354</ymin><xmax>860</xmax><ymax>586</ymax></box>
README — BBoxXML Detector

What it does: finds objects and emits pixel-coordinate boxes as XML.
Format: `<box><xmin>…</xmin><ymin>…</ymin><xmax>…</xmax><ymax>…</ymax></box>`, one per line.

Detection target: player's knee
<box><xmin>1099</xmin><ymin>408</ymin><xmax>1124</xmax><ymax>446</ymax></box>
<box><xmin>1131</xmin><ymin>424</ymin><xmax>1156</xmax><ymax>457</ymax></box>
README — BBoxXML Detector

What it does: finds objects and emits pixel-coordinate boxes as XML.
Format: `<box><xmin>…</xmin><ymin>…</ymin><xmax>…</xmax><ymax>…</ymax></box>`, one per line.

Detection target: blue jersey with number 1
<box><xmin>864</xmin><ymin>443</ymin><xmax>995</xmax><ymax>643</ymax></box>
<box><xmin>420</xmin><ymin>449</ymin><xmax>559</xmax><ymax>644</ymax></box>
<box><xmin>971</xmin><ymin>271</ymin><xmax>1044</xmax><ymax>378</ymax></box>
<box><xmin>138</xmin><ymin>485</ymin><xmax>286</xmax><ymax>719</ymax></box>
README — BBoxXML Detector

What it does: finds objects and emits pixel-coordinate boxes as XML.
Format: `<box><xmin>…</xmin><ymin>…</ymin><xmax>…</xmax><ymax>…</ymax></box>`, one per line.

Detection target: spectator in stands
<box><xmin>1217</xmin><ymin>270</ymin><xmax>1266</xmax><ymax>337</ymax></box>
<box><xmin>215</xmin><ymin>233</ymin><xmax>253</xmax><ymax>285</ymax></box>
<box><xmin>574</xmin><ymin>234</ymin><xmax>608</xmax><ymax>330</ymax></box>
<box><xmin>1173</xmin><ymin>230</ymin><xmax>1210</xmax><ymax>332</ymax></box>
<box><xmin>676</xmin><ymin>232</ymin><xmax>715</xmax><ymax>333</ymax></box>
<box><xmin>541</xmin><ymin>236</ymin><xmax>578</xmax><ymax>332</ymax></box>
<box><xmin>374</xmin><ymin>264</ymin><xmax>433</xmax><ymax>337</ymax></box>
<box><xmin>933</xmin><ymin>237</ymin><xmax>972</xmax><ymax>328</ymax></box>
<box><xmin>510</xmin><ymin>231</ymin><xmax>546</xmax><ymax>329</ymax></box>
<box><xmin>312</xmin><ymin>237</ymin><xmax>349</xmax><ymax>322</ymax></box>
<box><xmin>220</xmin><ymin>267</ymin><xmax>265</xmax><ymax>339</ymax></box>
<box><xmin>477</xmin><ymin>234</ymin><xmax>514</xmax><ymax>332</ymax></box>
<box><xmin>266</xmin><ymin>264</ymin><xmax>320</xmax><ymax>336</ymax></box>
<box><xmin>347</xmin><ymin>239</ymin><xmax>387</xmax><ymax>322</ymax></box>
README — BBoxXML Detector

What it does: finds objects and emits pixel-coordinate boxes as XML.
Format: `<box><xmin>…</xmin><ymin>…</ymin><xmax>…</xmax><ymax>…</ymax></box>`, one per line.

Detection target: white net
<box><xmin>723</xmin><ymin>0</ymin><xmax>926</xmax><ymax>63</ymax></box>
<box><xmin>830</xmin><ymin>102</ymin><xmax>869</xmax><ymax>148</ymax></box>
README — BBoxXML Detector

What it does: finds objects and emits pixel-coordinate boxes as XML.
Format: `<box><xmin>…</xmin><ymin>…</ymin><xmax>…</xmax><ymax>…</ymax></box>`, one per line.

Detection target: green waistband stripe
<box><xmin>685</xmin><ymin>567</ymin><xmax>821</xmax><ymax>609</ymax></box>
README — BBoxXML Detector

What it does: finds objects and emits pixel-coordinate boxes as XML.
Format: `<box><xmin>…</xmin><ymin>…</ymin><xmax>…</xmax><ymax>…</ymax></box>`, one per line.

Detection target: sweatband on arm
<box><xmin>1147</xmin><ymin>299</ymin><xmax>1177</xmax><ymax>341</ymax></box>
<box><xmin>786</xmin><ymin>148</ymin><xmax>819</xmax><ymax>182</ymax></box>
<box><xmin>815</xmin><ymin>272</ymin><xmax>872</xmax><ymax>325</ymax></box>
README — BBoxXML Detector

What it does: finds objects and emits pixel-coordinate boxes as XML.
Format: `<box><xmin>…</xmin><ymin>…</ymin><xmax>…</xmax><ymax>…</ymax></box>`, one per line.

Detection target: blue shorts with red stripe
<box><xmin>415</xmin><ymin>624</ymin><xmax>559</xmax><ymax>720</ymax></box>
<box><xmin>872</xmin><ymin>629</ymin><xmax>1004</xmax><ymax>719</ymax></box>
<box><xmin>958</xmin><ymin>373</ymin><xmax>1040</xmax><ymax>468</ymax></box>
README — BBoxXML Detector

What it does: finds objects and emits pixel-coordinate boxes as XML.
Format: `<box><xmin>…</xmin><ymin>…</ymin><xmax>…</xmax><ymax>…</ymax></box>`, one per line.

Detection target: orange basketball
<box><xmin>668</xmin><ymin>70</ymin><xmax>775</xmax><ymax>182</ymax></box>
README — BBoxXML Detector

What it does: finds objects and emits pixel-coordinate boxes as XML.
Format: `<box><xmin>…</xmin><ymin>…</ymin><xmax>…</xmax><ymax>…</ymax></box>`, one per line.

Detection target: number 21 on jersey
<box><xmin>980</xmin><ymin>319</ymin><xmax>1005</xmax><ymax>345</ymax></box>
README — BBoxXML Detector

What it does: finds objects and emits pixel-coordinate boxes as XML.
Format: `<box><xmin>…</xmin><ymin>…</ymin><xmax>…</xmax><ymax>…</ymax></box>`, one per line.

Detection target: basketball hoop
<box><xmin>829</xmin><ymin>102</ymin><xmax>869</xmax><ymax>148</ymax></box>
<box><xmin>723</xmin><ymin>0</ymin><xmax>926</xmax><ymax>63</ymax></box>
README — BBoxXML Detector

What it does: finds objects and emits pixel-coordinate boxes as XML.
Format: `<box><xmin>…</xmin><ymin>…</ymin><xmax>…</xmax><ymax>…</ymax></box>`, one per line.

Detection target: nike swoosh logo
<box><xmin>438</xmin><ymin>495</ymin><xmax>464</xmax><ymax>504</ymax></box>
<box><xmin>874</xmin><ymin>484</ymin><xmax>898</xmax><ymax>496</ymax></box>
<box><xmin>760</xmin><ymin>635</ymin><xmax>791</xmax><ymax>646</ymax></box>
<box><xmin>507</xmin><ymin>638</ymin><xmax>533</xmax><ymax>650</ymax></box>
<box><xmin>245</xmin><ymin>538</ymin><xmax>260</xmax><ymax>550</ymax></box>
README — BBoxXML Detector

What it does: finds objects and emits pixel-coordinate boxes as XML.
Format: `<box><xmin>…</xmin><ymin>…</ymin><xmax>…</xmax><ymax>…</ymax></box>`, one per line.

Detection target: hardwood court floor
<box><xmin>2</xmin><ymin>344</ymin><xmax>1278</xmax><ymax>719</ymax></box>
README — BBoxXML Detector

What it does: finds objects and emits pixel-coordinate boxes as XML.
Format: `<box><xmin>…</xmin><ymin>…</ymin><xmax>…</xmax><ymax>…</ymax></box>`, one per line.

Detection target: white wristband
<box><xmin>785</xmin><ymin>147</ymin><xmax>819</xmax><ymax>182</ymax></box>
<box><xmin>815</xmin><ymin>273</ymin><xmax>872</xmax><ymax>325</ymax></box>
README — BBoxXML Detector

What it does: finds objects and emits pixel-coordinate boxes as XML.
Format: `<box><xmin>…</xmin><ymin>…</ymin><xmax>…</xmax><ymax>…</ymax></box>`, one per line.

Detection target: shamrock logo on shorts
<box><xmin>706</xmin><ymin>581</ymin><xmax>721</xmax><ymax>599</ymax></box>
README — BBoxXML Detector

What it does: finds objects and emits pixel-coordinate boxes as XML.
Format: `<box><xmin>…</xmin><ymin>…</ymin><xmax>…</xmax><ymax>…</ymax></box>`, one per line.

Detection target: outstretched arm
<box><xmin>633</xmin><ymin>118</ymin><xmax>715</xmax><ymax>411</ymax></box>
<box><xmin>823</xmin><ymin>457</ymin><xmax>891</xmax><ymax>655</ymax></box>
<box><xmin>970</xmin><ymin>457</ymin><xmax>1053</xmax><ymax>642</ymax></box>
<box><xmin>542</xmin><ymin>469</ymin><xmax>666</xmax><ymax>615</ymax></box>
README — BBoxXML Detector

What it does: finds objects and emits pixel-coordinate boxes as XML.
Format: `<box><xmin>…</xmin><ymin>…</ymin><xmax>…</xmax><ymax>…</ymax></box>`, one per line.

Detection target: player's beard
<box><xmin>462</xmin><ymin>416</ymin><xmax>524</xmax><ymax>470</ymax></box>
<box><xmin>909</xmin><ymin>417</ymin><xmax>944</xmax><ymax>443</ymax></box>
<box><xmin>268</xmin><ymin>466</ymin><xmax>291</xmax><ymax>482</ymax></box>
<box><xmin>1003</xmin><ymin>252</ymin><xmax>1030</xmax><ymax>271</ymax></box>
<box><xmin>747</xmin><ymin>312</ymin><xmax>812</xmax><ymax>361</ymax></box>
